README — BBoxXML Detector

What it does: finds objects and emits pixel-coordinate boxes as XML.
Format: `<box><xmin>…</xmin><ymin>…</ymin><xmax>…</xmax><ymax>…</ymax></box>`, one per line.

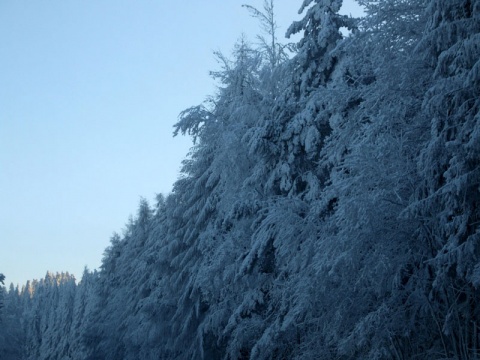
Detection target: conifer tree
<box><xmin>409</xmin><ymin>0</ymin><xmax>480</xmax><ymax>357</ymax></box>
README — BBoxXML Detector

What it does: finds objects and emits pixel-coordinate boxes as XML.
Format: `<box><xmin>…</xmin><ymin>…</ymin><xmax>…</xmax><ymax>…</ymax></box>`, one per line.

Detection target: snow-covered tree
<box><xmin>408</xmin><ymin>0</ymin><xmax>480</xmax><ymax>357</ymax></box>
<box><xmin>0</xmin><ymin>284</ymin><xmax>24</xmax><ymax>359</ymax></box>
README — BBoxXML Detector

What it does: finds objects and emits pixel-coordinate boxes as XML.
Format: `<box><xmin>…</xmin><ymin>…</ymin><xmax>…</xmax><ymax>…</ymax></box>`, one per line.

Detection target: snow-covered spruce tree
<box><xmin>119</xmin><ymin>200</ymin><xmax>166</xmax><ymax>360</ymax></box>
<box><xmin>245</xmin><ymin>0</ymin><xmax>353</xmax><ymax>200</ymax></box>
<box><xmin>0</xmin><ymin>283</ymin><xmax>25</xmax><ymax>359</ymax></box>
<box><xmin>407</xmin><ymin>0</ymin><xmax>480</xmax><ymax>358</ymax></box>
<box><xmin>306</xmin><ymin>0</ymin><xmax>480</xmax><ymax>358</ymax></box>
<box><xmin>18</xmin><ymin>279</ymin><xmax>35</xmax><ymax>357</ymax></box>
<box><xmin>82</xmin><ymin>232</ymin><xmax>127</xmax><ymax>360</ymax></box>
<box><xmin>83</xmin><ymin>200</ymin><xmax>154</xmax><ymax>360</ymax></box>
<box><xmin>21</xmin><ymin>277</ymin><xmax>41</xmax><ymax>359</ymax></box>
<box><xmin>300</xmin><ymin>1</ymin><xmax>444</xmax><ymax>358</ymax></box>
<box><xmin>120</xmin><ymin>194</ymin><xmax>181</xmax><ymax>359</ymax></box>
<box><xmin>50</xmin><ymin>272</ymin><xmax>77</xmax><ymax>359</ymax></box>
<box><xmin>36</xmin><ymin>273</ymin><xmax>60</xmax><ymax>359</ymax></box>
<box><xmin>227</xmin><ymin>1</ymin><xmax>357</xmax><ymax>358</ymax></box>
<box><xmin>68</xmin><ymin>268</ymin><xmax>98</xmax><ymax>360</ymax></box>
<box><xmin>166</xmin><ymin>4</ymin><xmax>309</xmax><ymax>357</ymax></box>
<box><xmin>164</xmin><ymin>37</ymin><xmax>267</xmax><ymax>358</ymax></box>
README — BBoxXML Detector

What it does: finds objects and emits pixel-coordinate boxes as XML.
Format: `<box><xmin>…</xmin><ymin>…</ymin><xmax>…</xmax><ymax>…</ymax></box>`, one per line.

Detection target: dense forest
<box><xmin>1</xmin><ymin>0</ymin><xmax>479</xmax><ymax>358</ymax></box>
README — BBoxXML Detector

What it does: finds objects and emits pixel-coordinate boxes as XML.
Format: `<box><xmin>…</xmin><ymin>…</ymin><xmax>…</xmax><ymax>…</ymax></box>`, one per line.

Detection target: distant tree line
<box><xmin>1</xmin><ymin>0</ymin><xmax>479</xmax><ymax>358</ymax></box>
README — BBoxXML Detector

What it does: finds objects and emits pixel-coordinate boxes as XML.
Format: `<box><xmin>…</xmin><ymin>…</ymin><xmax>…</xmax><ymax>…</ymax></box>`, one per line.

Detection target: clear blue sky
<box><xmin>0</xmin><ymin>1</ymin><xmax>362</xmax><ymax>287</ymax></box>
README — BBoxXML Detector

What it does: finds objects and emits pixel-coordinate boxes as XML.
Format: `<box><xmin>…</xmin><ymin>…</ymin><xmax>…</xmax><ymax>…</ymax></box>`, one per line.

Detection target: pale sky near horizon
<box><xmin>0</xmin><ymin>1</ymin><xmax>363</xmax><ymax>288</ymax></box>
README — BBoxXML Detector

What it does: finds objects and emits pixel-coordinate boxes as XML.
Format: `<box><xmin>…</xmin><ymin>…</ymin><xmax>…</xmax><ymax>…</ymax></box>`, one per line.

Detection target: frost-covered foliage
<box><xmin>409</xmin><ymin>1</ymin><xmax>480</xmax><ymax>358</ymax></box>
<box><xmin>2</xmin><ymin>0</ymin><xmax>479</xmax><ymax>359</ymax></box>
<box><xmin>0</xmin><ymin>282</ymin><xmax>24</xmax><ymax>360</ymax></box>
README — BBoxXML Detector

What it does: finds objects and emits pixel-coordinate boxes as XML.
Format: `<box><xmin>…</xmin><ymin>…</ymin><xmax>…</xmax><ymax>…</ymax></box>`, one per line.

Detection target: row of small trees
<box><xmin>1</xmin><ymin>0</ymin><xmax>479</xmax><ymax>358</ymax></box>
